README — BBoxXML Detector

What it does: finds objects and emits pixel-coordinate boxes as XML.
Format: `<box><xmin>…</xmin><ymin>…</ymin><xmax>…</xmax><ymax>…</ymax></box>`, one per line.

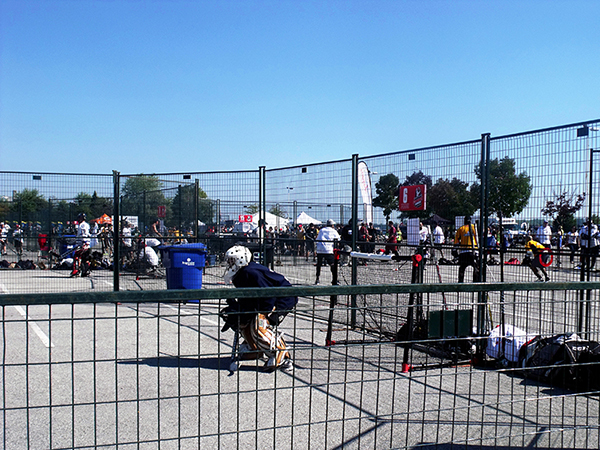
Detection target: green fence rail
<box><xmin>1</xmin><ymin>281</ymin><xmax>599</xmax><ymax>305</ymax></box>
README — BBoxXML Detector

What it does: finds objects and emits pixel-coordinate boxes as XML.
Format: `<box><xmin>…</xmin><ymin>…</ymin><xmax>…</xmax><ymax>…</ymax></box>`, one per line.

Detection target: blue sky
<box><xmin>1</xmin><ymin>0</ymin><xmax>599</xmax><ymax>175</ymax></box>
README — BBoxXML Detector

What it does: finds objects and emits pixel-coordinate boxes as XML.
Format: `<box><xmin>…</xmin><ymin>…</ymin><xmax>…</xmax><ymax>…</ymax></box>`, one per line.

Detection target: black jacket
<box><xmin>232</xmin><ymin>261</ymin><xmax>298</xmax><ymax>314</ymax></box>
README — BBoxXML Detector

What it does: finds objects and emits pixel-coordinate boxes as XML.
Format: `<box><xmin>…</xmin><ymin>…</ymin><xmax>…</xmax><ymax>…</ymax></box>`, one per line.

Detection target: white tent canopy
<box><xmin>296</xmin><ymin>211</ymin><xmax>321</xmax><ymax>225</ymax></box>
<box><xmin>232</xmin><ymin>212</ymin><xmax>289</xmax><ymax>233</ymax></box>
<box><xmin>257</xmin><ymin>212</ymin><xmax>289</xmax><ymax>229</ymax></box>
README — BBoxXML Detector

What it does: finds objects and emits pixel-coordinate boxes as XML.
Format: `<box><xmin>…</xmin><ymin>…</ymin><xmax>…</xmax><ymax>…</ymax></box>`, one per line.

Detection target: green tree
<box><xmin>89</xmin><ymin>191</ymin><xmax>113</xmax><ymax>219</ymax></box>
<box><xmin>541</xmin><ymin>190</ymin><xmax>585</xmax><ymax>232</ymax></box>
<box><xmin>171</xmin><ymin>184</ymin><xmax>214</xmax><ymax>228</ymax></box>
<box><xmin>473</xmin><ymin>157</ymin><xmax>532</xmax><ymax>219</ymax></box>
<box><xmin>50</xmin><ymin>199</ymin><xmax>72</xmax><ymax>225</ymax></box>
<box><xmin>10</xmin><ymin>189</ymin><xmax>48</xmax><ymax>221</ymax></box>
<box><xmin>121</xmin><ymin>174</ymin><xmax>163</xmax><ymax>197</ymax></box>
<box><xmin>241</xmin><ymin>204</ymin><xmax>286</xmax><ymax>219</ymax></box>
<box><xmin>120</xmin><ymin>175</ymin><xmax>168</xmax><ymax>228</ymax></box>
<box><xmin>373</xmin><ymin>173</ymin><xmax>400</xmax><ymax>222</ymax></box>
<box><xmin>0</xmin><ymin>197</ymin><xmax>9</xmax><ymax>220</ymax></box>
<box><xmin>402</xmin><ymin>170</ymin><xmax>432</xmax><ymax>189</ymax></box>
<box><xmin>429</xmin><ymin>177</ymin><xmax>478</xmax><ymax>220</ymax></box>
<box><xmin>74</xmin><ymin>192</ymin><xmax>93</xmax><ymax>218</ymax></box>
<box><xmin>269</xmin><ymin>205</ymin><xmax>287</xmax><ymax>218</ymax></box>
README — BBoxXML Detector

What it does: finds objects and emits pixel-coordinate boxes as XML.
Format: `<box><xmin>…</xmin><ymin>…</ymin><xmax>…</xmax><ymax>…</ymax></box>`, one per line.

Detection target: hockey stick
<box><xmin>325</xmin><ymin>249</ymin><xmax>340</xmax><ymax>346</ymax></box>
<box><xmin>434</xmin><ymin>260</ymin><xmax>448</xmax><ymax>310</ymax></box>
<box><xmin>228</xmin><ymin>330</ymin><xmax>240</xmax><ymax>375</ymax></box>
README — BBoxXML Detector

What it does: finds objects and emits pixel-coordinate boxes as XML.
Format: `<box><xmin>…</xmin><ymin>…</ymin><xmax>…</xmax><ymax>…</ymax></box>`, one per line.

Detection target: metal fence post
<box><xmin>259</xmin><ymin>166</ymin><xmax>266</xmax><ymax>266</ymax></box>
<box><xmin>142</xmin><ymin>191</ymin><xmax>146</xmax><ymax>235</ymax></box>
<box><xmin>113</xmin><ymin>170</ymin><xmax>120</xmax><ymax>292</ymax></box>
<box><xmin>476</xmin><ymin>134</ymin><xmax>490</xmax><ymax>356</ymax></box>
<box><xmin>581</xmin><ymin>147</ymin><xmax>598</xmax><ymax>335</ymax></box>
<box><xmin>351</xmin><ymin>154</ymin><xmax>358</xmax><ymax>327</ymax></box>
<box><xmin>216</xmin><ymin>199</ymin><xmax>221</xmax><ymax>236</ymax></box>
<box><xmin>47</xmin><ymin>198</ymin><xmax>53</xmax><ymax>252</ymax></box>
<box><xmin>178</xmin><ymin>184</ymin><xmax>183</xmax><ymax>233</ymax></box>
<box><xmin>194</xmin><ymin>179</ymin><xmax>199</xmax><ymax>241</ymax></box>
<box><xmin>292</xmin><ymin>200</ymin><xmax>298</xmax><ymax>265</ymax></box>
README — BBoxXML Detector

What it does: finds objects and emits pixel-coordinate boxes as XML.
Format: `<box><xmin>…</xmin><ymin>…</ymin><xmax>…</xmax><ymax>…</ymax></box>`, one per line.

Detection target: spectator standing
<box><xmin>358</xmin><ymin>221</ymin><xmax>369</xmax><ymax>253</ymax></box>
<box><xmin>384</xmin><ymin>221</ymin><xmax>399</xmax><ymax>257</ymax></box>
<box><xmin>578</xmin><ymin>219</ymin><xmax>600</xmax><ymax>270</ymax></box>
<box><xmin>340</xmin><ymin>219</ymin><xmax>353</xmax><ymax>266</ymax></box>
<box><xmin>305</xmin><ymin>223</ymin><xmax>317</xmax><ymax>260</ymax></box>
<box><xmin>315</xmin><ymin>219</ymin><xmax>341</xmax><ymax>285</ymax></box>
<box><xmin>357</xmin><ymin>221</ymin><xmax>370</xmax><ymax>265</ymax></box>
<box><xmin>433</xmin><ymin>222</ymin><xmax>445</xmax><ymax>259</ymax></box>
<box><xmin>419</xmin><ymin>222</ymin><xmax>429</xmax><ymax>245</ymax></box>
<box><xmin>486</xmin><ymin>226</ymin><xmax>499</xmax><ymax>264</ymax></box>
<box><xmin>418</xmin><ymin>222</ymin><xmax>430</xmax><ymax>265</ymax></box>
<box><xmin>566</xmin><ymin>225</ymin><xmax>579</xmax><ymax>264</ymax></box>
<box><xmin>72</xmin><ymin>213</ymin><xmax>92</xmax><ymax>277</ymax></box>
<box><xmin>121</xmin><ymin>220</ymin><xmax>133</xmax><ymax>263</ymax></box>
<box><xmin>536</xmin><ymin>220</ymin><xmax>552</xmax><ymax>248</ymax></box>
<box><xmin>13</xmin><ymin>224</ymin><xmax>24</xmax><ymax>256</ymax></box>
<box><xmin>453</xmin><ymin>216</ymin><xmax>480</xmax><ymax>283</ymax></box>
<box><xmin>0</xmin><ymin>222</ymin><xmax>8</xmax><ymax>255</ymax></box>
<box><xmin>367</xmin><ymin>223</ymin><xmax>377</xmax><ymax>253</ymax></box>
<box><xmin>150</xmin><ymin>218</ymin><xmax>162</xmax><ymax>237</ymax></box>
<box><xmin>76</xmin><ymin>214</ymin><xmax>91</xmax><ymax>246</ymax></box>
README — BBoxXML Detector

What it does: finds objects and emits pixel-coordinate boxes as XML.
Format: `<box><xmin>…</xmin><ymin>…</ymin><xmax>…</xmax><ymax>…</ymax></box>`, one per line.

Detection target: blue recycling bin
<box><xmin>162</xmin><ymin>243</ymin><xmax>207</xmax><ymax>290</ymax></box>
<box><xmin>58</xmin><ymin>235</ymin><xmax>77</xmax><ymax>257</ymax></box>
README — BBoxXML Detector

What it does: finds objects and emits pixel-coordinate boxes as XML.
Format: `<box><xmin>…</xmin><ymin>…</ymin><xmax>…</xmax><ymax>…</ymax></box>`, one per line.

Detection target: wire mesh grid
<box><xmin>1</xmin><ymin>286</ymin><xmax>599</xmax><ymax>449</ymax></box>
<box><xmin>3</xmin><ymin>119</ymin><xmax>600</xmax><ymax>448</ymax></box>
<box><xmin>490</xmin><ymin>121</ymin><xmax>600</xmax><ymax>283</ymax></box>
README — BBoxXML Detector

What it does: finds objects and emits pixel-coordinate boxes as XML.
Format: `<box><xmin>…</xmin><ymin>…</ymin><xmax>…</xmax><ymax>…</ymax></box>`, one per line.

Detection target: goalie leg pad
<box><xmin>242</xmin><ymin>314</ymin><xmax>290</xmax><ymax>367</ymax></box>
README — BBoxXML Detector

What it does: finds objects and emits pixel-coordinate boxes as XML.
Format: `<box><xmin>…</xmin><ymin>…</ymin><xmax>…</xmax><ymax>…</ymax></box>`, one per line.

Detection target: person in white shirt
<box><xmin>13</xmin><ymin>224</ymin><xmax>24</xmax><ymax>255</ymax></box>
<box><xmin>72</xmin><ymin>213</ymin><xmax>92</xmax><ymax>277</ymax></box>
<box><xmin>76</xmin><ymin>214</ymin><xmax>91</xmax><ymax>246</ymax></box>
<box><xmin>566</xmin><ymin>225</ymin><xmax>579</xmax><ymax>264</ymax></box>
<box><xmin>315</xmin><ymin>219</ymin><xmax>341</xmax><ymax>285</ymax></box>
<box><xmin>419</xmin><ymin>222</ymin><xmax>429</xmax><ymax>244</ymax></box>
<box><xmin>433</xmin><ymin>222</ymin><xmax>445</xmax><ymax>259</ymax></box>
<box><xmin>578</xmin><ymin>219</ymin><xmax>600</xmax><ymax>270</ymax></box>
<box><xmin>536</xmin><ymin>220</ymin><xmax>552</xmax><ymax>248</ymax></box>
<box><xmin>121</xmin><ymin>220</ymin><xmax>133</xmax><ymax>263</ymax></box>
<box><xmin>0</xmin><ymin>222</ymin><xmax>8</xmax><ymax>255</ymax></box>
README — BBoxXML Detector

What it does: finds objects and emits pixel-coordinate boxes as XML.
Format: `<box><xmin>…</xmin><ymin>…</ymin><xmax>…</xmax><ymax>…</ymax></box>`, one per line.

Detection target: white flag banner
<box><xmin>357</xmin><ymin>161</ymin><xmax>373</xmax><ymax>224</ymax></box>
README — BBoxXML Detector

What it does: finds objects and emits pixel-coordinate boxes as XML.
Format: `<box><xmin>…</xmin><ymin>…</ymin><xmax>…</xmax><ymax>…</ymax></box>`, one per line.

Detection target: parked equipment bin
<box><xmin>162</xmin><ymin>243</ymin><xmax>207</xmax><ymax>290</ymax></box>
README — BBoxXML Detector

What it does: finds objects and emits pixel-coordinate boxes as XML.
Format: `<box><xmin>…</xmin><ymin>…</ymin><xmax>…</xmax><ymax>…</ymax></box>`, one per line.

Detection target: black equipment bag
<box><xmin>518</xmin><ymin>333</ymin><xmax>600</xmax><ymax>391</ymax></box>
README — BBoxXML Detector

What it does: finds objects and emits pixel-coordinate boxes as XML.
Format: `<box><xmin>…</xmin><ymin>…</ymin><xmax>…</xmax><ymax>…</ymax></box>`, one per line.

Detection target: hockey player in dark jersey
<box><xmin>220</xmin><ymin>245</ymin><xmax>297</xmax><ymax>371</ymax></box>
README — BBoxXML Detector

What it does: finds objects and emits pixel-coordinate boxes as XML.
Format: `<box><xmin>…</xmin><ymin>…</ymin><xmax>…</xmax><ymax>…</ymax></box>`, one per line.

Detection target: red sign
<box><xmin>239</xmin><ymin>214</ymin><xmax>253</xmax><ymax>223</ymax></box>
<box><xmin>157</xmin><ymin>205</ymin><xmax>167</xmax><ymax>218</ymax></box>
<box><xmin>399</xmin><ymin>184</ymin><xmax>426</xmax><ymax>211</ymax></box>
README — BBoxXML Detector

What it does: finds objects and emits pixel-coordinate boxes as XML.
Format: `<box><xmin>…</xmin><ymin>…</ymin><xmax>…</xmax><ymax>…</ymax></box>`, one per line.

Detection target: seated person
<box><xmin>221</xmin><ymin>245</ymin><xmax>297</xmax><ymax>371</ymax></box>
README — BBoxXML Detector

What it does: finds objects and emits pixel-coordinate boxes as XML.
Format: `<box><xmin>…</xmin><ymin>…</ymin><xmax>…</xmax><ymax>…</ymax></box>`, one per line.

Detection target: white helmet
<box><xmin>223</xmin><ymin>245</ymin><xmax>252</xmax><ymax>284</ymax></box>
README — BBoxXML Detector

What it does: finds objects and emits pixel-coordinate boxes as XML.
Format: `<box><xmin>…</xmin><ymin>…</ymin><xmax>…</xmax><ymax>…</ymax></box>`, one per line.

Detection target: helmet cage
<box><xmin>223</xmin><ymin>246</ymin><xmax>252</xmax><ymax>284</ymax></box>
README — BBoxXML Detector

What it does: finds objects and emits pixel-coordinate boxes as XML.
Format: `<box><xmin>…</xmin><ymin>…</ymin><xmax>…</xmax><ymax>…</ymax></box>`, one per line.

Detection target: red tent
<box><xmin>93</xmin><ymin>214</ymin><xmax>112</xmax><ymax>224</ymax></box>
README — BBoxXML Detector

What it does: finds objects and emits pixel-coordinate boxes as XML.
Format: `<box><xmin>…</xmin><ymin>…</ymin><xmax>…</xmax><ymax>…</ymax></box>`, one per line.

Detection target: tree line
<box><xmin>1</xmin><ymin>167</ymin><xmax>588</xmax><ymax>233</ymax></box>
<box><xmin>0</xmin><ymin>175</ymin><xmax>214</xmax><ymax>231</ymax></box>
<box><xmin>373</xmin><ymin>157</ymin><xmax>587</xmax><ymax>231</ymax></box>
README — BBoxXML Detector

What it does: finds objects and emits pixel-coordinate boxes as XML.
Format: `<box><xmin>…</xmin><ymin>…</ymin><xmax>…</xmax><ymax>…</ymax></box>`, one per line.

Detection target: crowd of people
<box><xmin>4</xmin><ymin>213</ymin><xmax>600</xmax><ymax>282</ymax></box>
<box><xmin>0</xmin><ymin>216</ymin><xmax>200</xmax><ymax>275</ymax></box>
<box><xmin>303</xmin><ymin>215</ymin><xmax>600</xmax><ymax>285</ymax></box>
